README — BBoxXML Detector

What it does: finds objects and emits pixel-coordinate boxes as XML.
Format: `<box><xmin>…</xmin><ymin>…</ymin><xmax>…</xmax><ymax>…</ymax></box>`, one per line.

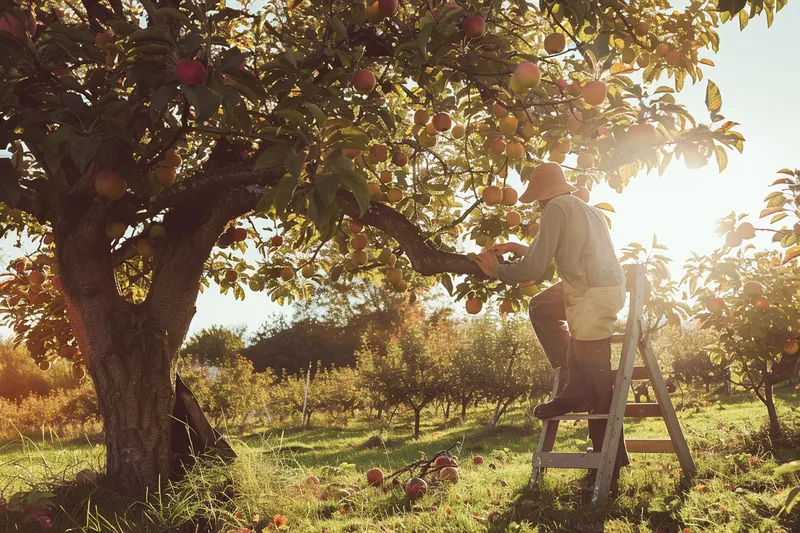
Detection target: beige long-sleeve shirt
<box><xmin>491</xmin><ymin>194</ymin><xmax>624</xmax><ymax>292</ymax></box>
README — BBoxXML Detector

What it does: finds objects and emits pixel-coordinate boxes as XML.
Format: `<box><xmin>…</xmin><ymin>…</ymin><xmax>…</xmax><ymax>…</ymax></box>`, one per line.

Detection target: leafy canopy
<box><xmin>0</xmin><ymin>0</ymin><xmax>782</xmax><ymax>367</ymax></box>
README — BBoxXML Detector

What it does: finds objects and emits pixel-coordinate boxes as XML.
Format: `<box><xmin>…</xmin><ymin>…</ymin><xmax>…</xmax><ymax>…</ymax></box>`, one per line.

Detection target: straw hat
<box><xmin>518</xmin><ymin>163</ymin><xmax>577</xmax><ymax>203</ymax></box>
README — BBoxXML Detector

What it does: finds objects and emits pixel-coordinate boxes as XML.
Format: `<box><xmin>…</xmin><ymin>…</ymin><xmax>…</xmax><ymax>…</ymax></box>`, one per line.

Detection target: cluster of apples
<box><xmin>413</xmin><ymin>109</ymin><xmax>464</xmax><ymax>152</ymax></box>
<box><xmin>725</xmin><ymin>221</ymin><xmax>756</xmax><ymax>248</ymax></box>
<box><xmin>146</xmin><ymin>149</ymin><xmax>183</xmax><ymax>195</ymax></box>
<box><xmin>341</xmin><ymin>140</ymin><xmax>408</xmax><ymax>203</ymax></box>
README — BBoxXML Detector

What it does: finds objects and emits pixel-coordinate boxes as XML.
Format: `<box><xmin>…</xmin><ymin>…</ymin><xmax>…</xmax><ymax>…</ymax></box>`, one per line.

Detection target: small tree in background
<box><xmin>683</xmin><ymin>243</ymin><xmax>800</xmax><ymax>440</ymax></box>
<box><xmin>182</xmin><ymin>325</ymin><xmax>246</xmax><ymax>367</ymax></box>
<box><xmin>653</xmin><ymin>327</ymin><xmax>725</xmax><ymax>391</ymax></box>
<box><xmin>464</xmin><ymin>316</ymin><xmax>550</xmax><ymax>427</ymax></box>
<box><xmin>357</xmin><ymin>313</ymin><xmax>455</xmax><ymax>439</ymax></box>
<box><xmin>177</xmin><ymin>355</ymin><xmax>274</xmax><ymax>433</ymax></box>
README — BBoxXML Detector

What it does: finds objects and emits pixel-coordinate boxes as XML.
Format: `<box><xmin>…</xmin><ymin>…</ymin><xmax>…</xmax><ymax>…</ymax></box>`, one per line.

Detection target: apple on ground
<box><xmin>439</xmin><ymin>466</ymin><xmax>459</xmax><ymax>483</ymax></box>
<box><xmin>366</xmin><ymin>467</ymin><xmax>384</xmax><ymax>486</ymax></box>
<box><xmin>473</xmin><ymin>455</ymin><xmax>484</xmax><ymax>465</ymax></box>
<box><xmin>405</xmin><ymin>477</ymin><xmax>428</xmax><ymax>500</ymax></box>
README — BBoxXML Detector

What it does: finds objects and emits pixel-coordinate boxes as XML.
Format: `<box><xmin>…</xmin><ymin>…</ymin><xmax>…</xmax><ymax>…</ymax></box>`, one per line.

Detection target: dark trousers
<box><xmin>529</xmin><ymin>283</ymin><xmax>630</xmax><ymax>470</ymax></box>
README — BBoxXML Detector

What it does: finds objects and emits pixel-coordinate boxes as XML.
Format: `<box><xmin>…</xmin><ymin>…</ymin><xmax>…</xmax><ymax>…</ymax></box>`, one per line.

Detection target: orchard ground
<box><xmin>2</xmin><ymin>385</ymin><xmax>798</xmax><ymax>532</ymax></box>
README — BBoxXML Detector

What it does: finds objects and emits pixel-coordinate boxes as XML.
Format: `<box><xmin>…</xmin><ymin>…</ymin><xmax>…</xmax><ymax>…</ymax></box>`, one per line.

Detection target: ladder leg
<box><xmin>640</xmin><ymin>338</ymin><xmax>697</xmax><ymax>478</ymax></box>
<box><xmin>529</xmin><ymin>367</ymin><xmax>564</xmax><ymax>488</ymax></box>
<box><xmin>530</xmin><ymin>419</ymin><xmax>559</xmax><ymax>486</ymax></box>
<box><xmin>593</xmin><ymin>269</ymin><xmax>645</xmax><ymax>506</ymax></box>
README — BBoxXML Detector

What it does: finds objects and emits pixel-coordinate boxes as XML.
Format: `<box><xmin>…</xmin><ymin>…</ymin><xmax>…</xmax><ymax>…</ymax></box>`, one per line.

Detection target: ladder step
<box><xmin>625</xmin><ymin>439</ymin><xmax>676</xmax><ymax>453</ymax></box>
<box><xmin>624</xmin><ymin>403</ymin><xmax>662</xmax><ymax>418</ymax></box>
<box><xmin>532</xmin><ymin>452</ymin><xmax>602</xmax><ymax>470</ymax></box>
<box><xmin>612</xmin><ymin>366</ymin><xmax>649</xmax><ymax>381</ymax></box>
<box><xmin>544</xmin><ymin>403</ymin><xmax>662</xmax><ymax>421</ymax></box>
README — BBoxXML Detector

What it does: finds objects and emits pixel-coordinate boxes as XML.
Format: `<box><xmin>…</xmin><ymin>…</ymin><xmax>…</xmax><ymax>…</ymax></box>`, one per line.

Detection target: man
<box><xmin>474</xmin><ymin>162</ymin><xmax>629</xmax><ymax>492</ymax></box>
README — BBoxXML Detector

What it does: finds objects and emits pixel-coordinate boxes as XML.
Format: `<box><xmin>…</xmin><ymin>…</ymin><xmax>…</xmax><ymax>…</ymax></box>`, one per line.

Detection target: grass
<box><xmin>1</xmin><ymin>386</ymin><xmax>799</xmax><ymax>532</ymax></box>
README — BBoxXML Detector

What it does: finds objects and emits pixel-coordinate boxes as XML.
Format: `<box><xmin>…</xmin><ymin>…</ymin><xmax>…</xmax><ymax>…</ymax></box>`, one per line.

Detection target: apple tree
<box><xmin>356</xmin><ymin>311</ymin><xmax>456</xmax><ymax>438</ymax></box>
<box><xmin>0</xmin><ymin>0</ymin><xmax>780</xmax><ymax>496</ymax></box>
<box><xmin>682</xmin><ymin>239</ymin><xmax>800</xmax><ymax>440</ymax></box>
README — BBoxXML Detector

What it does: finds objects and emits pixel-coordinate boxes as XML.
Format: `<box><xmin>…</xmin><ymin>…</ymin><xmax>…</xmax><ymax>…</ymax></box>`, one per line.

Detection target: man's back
<box><xmin>545</xmin><ymin>194</ymin><xmax>624</xmax><ymax>291</ymax></box>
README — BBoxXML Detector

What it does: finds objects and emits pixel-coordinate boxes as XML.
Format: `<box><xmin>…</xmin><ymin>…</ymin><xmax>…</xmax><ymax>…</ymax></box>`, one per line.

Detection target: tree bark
<box><xmin>763</xmin><ymin>378</ymin><xmax>781</xmax><ymax>441</ymax></box>
<box><xmin>444</xmin><ymin>401</ymin><xmax>451</xmax><ymax>420</ymax></box>
<box><xmin>413</xmin><ymin>408</ymin><xmax>421</xmax><ymax>439</ymax></box>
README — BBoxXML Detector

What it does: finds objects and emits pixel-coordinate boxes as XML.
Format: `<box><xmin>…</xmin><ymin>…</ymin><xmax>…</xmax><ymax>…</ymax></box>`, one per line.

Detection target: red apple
<box><xmin>434</xmin><ymin>456</ymin><xmax>453</xmax><ymax>468</ymax></box>
<box><xmin>366</xmin><ymin>467</ymin><xmax>384</xmax><ymax>486</ymax></box>
<box><xmin>95</xmin><ymin>171</ymin><xmax>127</xmax><ymax>200</ymax></box>
<box><xmin>231</xmin><ymin>228</ymin><xmax>248</xmax><ymax>242</ymax></box>
<box><xmin>513</xmin><ymin>62</ymin><xmax>541</xmax><ymax>89</ymax></box>
<box><xmin>704</xmin><ymin>297</ymin><xmax>725</xmax><ymax>313</ymax></box>
<box><xmin>481</xmin><ymin>185</ymin><xmax>502</xmax><ymax>205</ymax></box>
<box><xmin>473</xmin><ymin>455</ymin><xmax>484</xmax><ymax>465</ymax></box>
<box><xmin>465</xmin><ymin>298</ymin><xmax>482</xmax><ymax>314</ymax></box>
<box><xmin>176</xmin><ymin>59</ymin><xmax>206</xmax><ymax>85</ymax></box>
<box><xmin>377</xmin><ymin>0</ymin><xmax>399</xmax><ymax>17</ymax></box>
<box><xmin>405</xmin><ymin>477</ymin><xmax>428</xmax><ymax>500</ymax></box>
<box><xmin>352</xmin><ymin>69</ymin><xmax>376</xmax><ymax>94</ymax></box>
<box><xmin>432</xmin><ymin>112</ymin><xmax>452</xmax><ymax>132</ymax></box>
<box><xmin>555</xmin><ymin>78</ymin><xmax>568</xmax><ymax>90</ymax></box>
<box><xmin>463</xmin><ymin>15</ymin><xmax>486</xmax><ymax>39</ymax></box>
<box><xmin>783</xmin><ymin>338</ymin><xmax>799</xmax><ymax>355</ymax></box>
<box><xmin>306</xmin><ymin>475</ymin><xmax>320</xmax><ymax>486</ymax></box>
<box><xmin>754</xmin><ymin>297</ymin><xmax>770</xmax><ymax>311</ymax></box>
<box><xmin>95</xmin><ymin>29</ymin><xmax>115</xmax><ymax>45</ymax></box>
<box><xmin>439</xmin><ymin>466</ymin><xmax>459</xmax><ymax>483</ymax></box>
<box><xmin>271</xmin><ymin>235</ymin><xmax>283</xmax><ymax>247</ymax></box>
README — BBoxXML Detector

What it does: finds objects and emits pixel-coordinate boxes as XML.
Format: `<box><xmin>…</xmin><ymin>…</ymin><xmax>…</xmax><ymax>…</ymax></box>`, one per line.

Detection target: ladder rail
<box><xmin>592</xmin><ymin>264</ymin><xmax>646</xmax><ymax>505</ymax></box>
<box><xmin>639</xmin><ymin>338</ymin><xmax>697</xmax><ymax>477</ymax></box>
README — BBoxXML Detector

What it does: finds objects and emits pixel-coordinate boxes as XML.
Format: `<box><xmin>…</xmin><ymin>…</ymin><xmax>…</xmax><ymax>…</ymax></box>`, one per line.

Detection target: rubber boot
<box><xmin>534</xmin><ymin>339</ymin><xmax>594</xmax><ymax>419</ymax></box>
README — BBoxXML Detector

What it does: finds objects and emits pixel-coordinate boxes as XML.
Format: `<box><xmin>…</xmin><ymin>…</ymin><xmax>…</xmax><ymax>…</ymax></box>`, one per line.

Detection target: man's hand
<box><xmin>475</xmin><ymin>251</ymin><xmax>499</xmax><ymax>277</ymax></box>
<box><xmin>486</xmin><ymin>242</ymin><xmax>527</xmax><ymax>257</ymax></box>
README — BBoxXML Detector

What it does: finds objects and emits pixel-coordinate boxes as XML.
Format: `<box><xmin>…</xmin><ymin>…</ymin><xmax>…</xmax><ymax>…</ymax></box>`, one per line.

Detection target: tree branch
<box><xmin>337</xmin><ymin>192</ymin><xmax>485</xmax><ymax>278</ymax></box>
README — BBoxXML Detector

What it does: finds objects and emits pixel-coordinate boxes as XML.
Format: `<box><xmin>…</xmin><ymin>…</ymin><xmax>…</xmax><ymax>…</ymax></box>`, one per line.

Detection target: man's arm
<box><xmin>489</xmin><ymin>206</ymin><xmax>563</xmax><ymax>285</ymax></box>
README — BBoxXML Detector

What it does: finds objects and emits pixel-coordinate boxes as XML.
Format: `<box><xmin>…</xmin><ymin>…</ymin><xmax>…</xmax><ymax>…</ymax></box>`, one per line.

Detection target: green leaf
<box><xmin>273</xmin><ymin>173</ymin><xmax>299</xmax><ymax>216</ymax></box>
<box><xmin>220</xmin><ymin>47</ymin><xmax>248</xmax><ymax>71</ymax></box>
<box><xmin>156</xmin><ymin>7</ymin><xmax>191</xmax><ymax>26</ymax></box>
<box><xmin>276</xmin><ymin>108</ymin><xmax>307</xmax><ymax>127</ymax></box>
<box><xmin>775</xmin><ymin>460</ymin><xmax>800</xmax><ymax>476</ymax></box>
<box><xmin>440</xmin><ymin>273</ymin><xmax>453</xmax><ymax>295</ymax></box>
<box><xmin>705</xmin><ymin>80</ymin><xmax>722</xmax><ymax>114</ymax></box>
<box><xmin>180</xmin><ymin>84</ymin><xmax>218</xmax><ymax>124</ymax></box>
<box><xmin>338</xmin><ymin>167</ymin><xmax>371</xmax><ymax>216</ymax></box>
<box><xmin>303</xmin><ymin>102</ymin><xmax>326</xmax><ymax>128</ymax></box>
<box><xmin>284</xmin><ymin>148</ymin><xmax>306</xmax><ymax>179</ymax></box>
<box><xmin>329</xmin><ymin>18</ymin><xmax>347</xmax><ymax>40</ymax></box>
<box><xmin>254</xmin><ymin>145</ymin><xmax>289</xmax><ymax>170</ymax></box>
<box><xmin>714</xmin><ymin>145</ymin><xmax>728</xmax><ymax>173</ymax></box>
<box><xmin>782</xmin><ymin>246</ymin><xmax>800</xmax><ymax>264</ymax></box>
<box><xmin>69</xmin><ymin>136</ymin><xmax>102</xmax><ymax>174</ymax></box>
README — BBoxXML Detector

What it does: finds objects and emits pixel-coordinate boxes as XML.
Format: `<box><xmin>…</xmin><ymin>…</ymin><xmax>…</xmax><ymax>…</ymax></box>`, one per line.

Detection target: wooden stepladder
<box><xmin>528</xmin><ymin>264</ymin><xmax>696</xmax><ymax>506</ymax></box>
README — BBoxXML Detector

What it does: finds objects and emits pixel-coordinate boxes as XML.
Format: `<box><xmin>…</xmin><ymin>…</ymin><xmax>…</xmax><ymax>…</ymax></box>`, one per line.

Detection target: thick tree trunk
<box><xmin>444</xmin><ymin>401</ymin><xmax>451</xmax><ymax>420</ymax></box>
<box><xmin>413</xmin><ymin>408</ymin><xmax>421</xmax><ymax>439</ymax></box>
<box><xmin>461</xmin><ymin>397</ymin><xmax>469</xmax><ymax>419</ymax></box>
<box><xmin>763</xmin><ymin>379</ymin><xmax>781</xmax><ymax>441</ymax></box>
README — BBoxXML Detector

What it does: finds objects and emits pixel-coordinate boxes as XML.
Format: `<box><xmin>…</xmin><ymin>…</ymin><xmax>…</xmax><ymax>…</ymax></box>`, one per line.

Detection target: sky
<box><xmin>3</xmin><ymin>6</ymin><xmax>799</xmax><ymax>340</ymax></box>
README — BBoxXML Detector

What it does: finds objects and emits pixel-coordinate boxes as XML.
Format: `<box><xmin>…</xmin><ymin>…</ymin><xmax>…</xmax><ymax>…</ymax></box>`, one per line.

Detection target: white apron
<box><xmin>562</xmin><ymin>278</ymin><xmax>626</xmax><ymax>341</ymax></box>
